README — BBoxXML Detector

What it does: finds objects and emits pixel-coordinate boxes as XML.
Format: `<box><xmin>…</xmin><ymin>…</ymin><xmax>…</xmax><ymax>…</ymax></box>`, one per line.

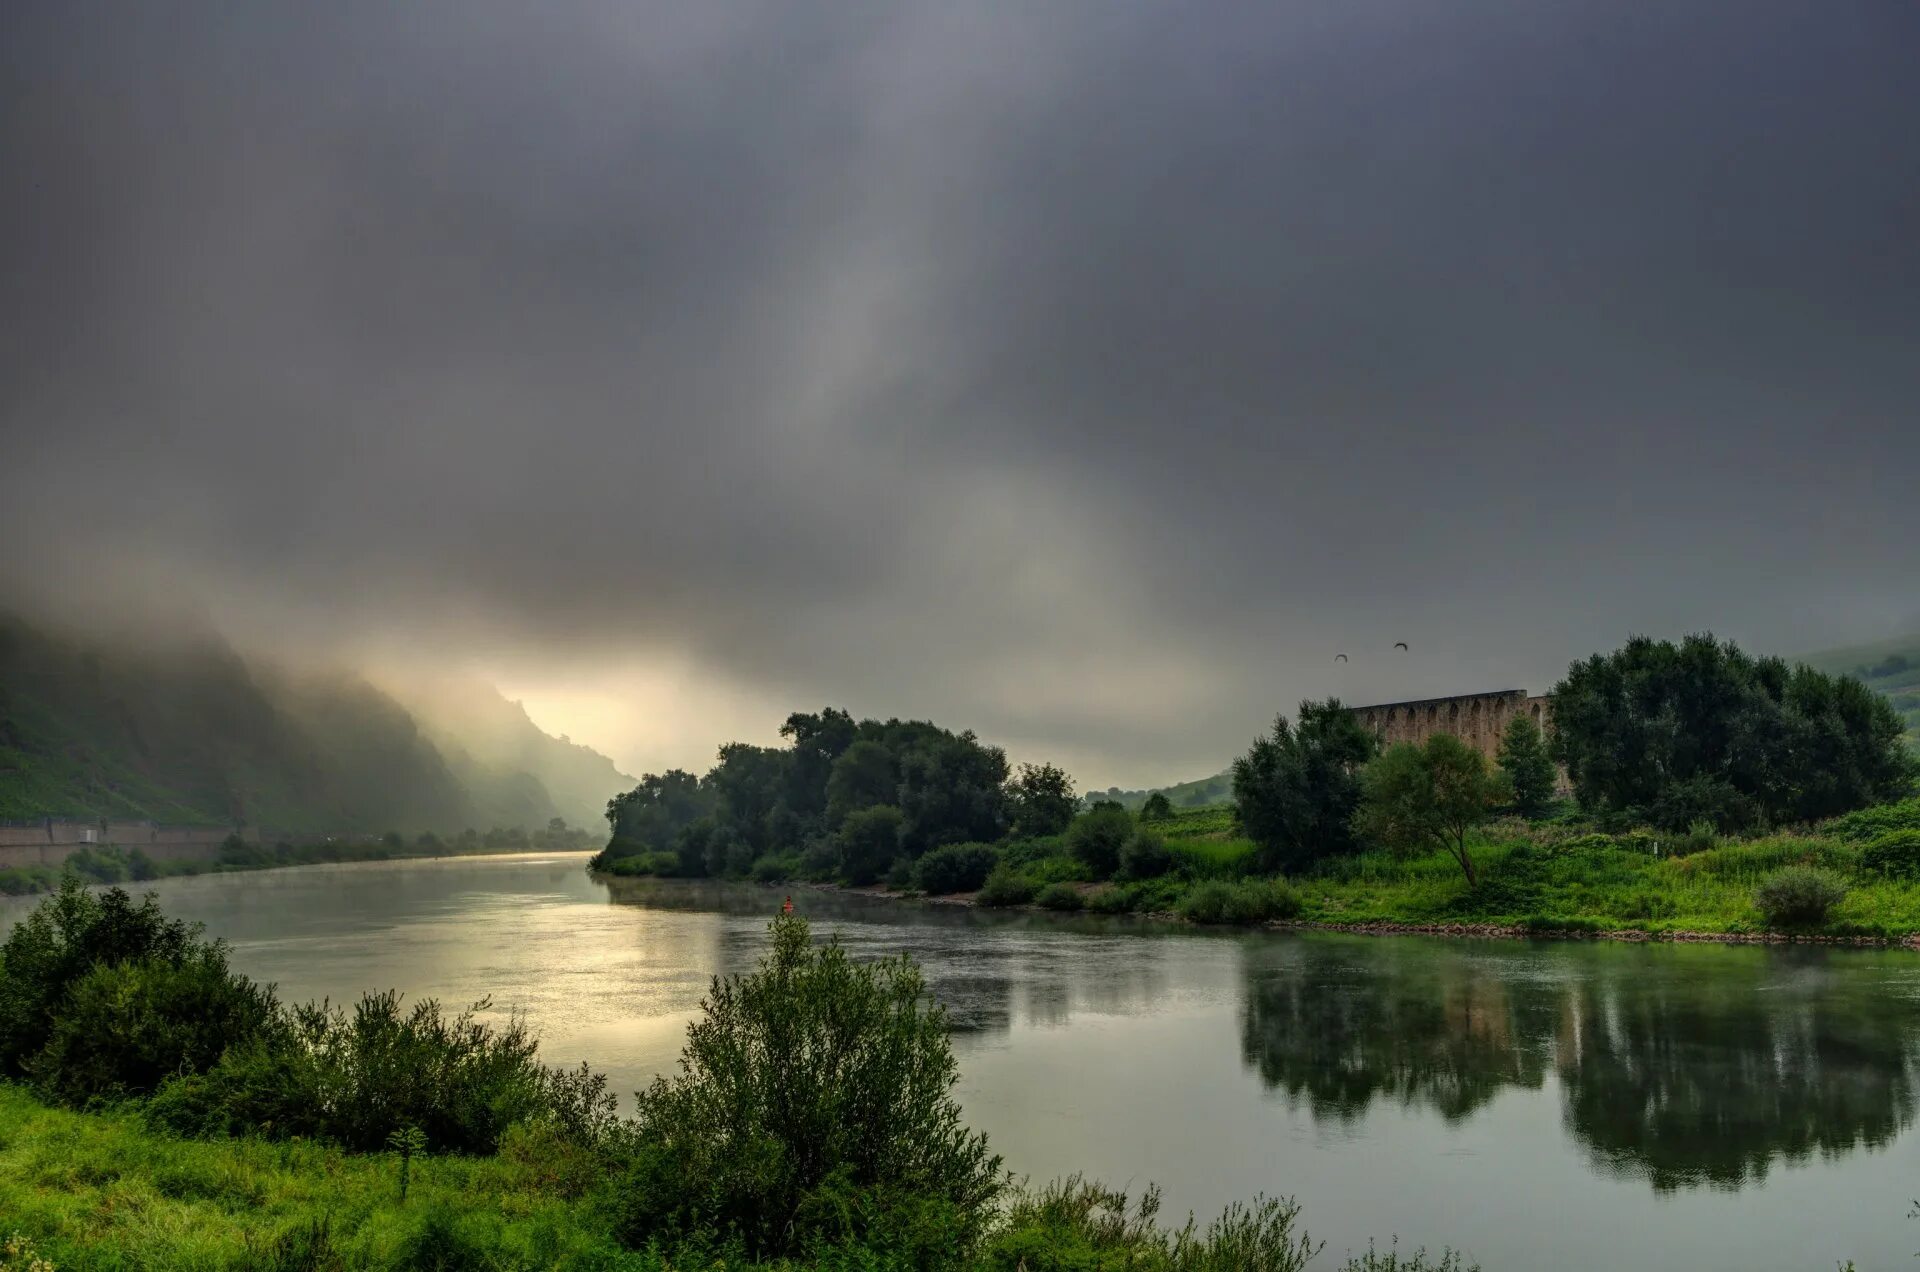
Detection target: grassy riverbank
<box><xmin>726</xmin><ymin>799</ymin><xmax>1920</xmax><ymax>941</ymax></box>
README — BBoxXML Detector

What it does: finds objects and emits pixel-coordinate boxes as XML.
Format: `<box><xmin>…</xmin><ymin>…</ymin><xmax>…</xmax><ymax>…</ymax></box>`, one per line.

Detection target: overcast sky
<box><xmin>3</xmin><ymin>1</ymin><xmax>1918</xmax><ymax>788</ymax></box>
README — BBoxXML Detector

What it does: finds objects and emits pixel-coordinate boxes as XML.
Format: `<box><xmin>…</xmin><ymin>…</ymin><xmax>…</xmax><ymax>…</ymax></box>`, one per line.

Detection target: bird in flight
<box><xmin>1335</xmin><ymin>653</ymin><xmax>1349</xmax><ymax>663</ymax></box>
<box><xmin>1394</xmin><ymin>642</ymin><xmax>1409</xmax><ymax>651</ymax></box>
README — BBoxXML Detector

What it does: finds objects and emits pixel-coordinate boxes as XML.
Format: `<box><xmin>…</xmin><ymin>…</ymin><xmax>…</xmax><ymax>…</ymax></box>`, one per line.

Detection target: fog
<box><xmin>3</xmin><ymin>1</ymin><xmax>1917</xmax><ymax>787</ymax></box>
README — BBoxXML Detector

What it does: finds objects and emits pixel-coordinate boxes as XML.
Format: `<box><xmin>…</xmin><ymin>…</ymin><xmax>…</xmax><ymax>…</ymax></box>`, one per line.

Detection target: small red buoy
<box><xmin>782</xmin><ymin>895</ymin><xmax>793</xmax><ymax>915</ymax></box>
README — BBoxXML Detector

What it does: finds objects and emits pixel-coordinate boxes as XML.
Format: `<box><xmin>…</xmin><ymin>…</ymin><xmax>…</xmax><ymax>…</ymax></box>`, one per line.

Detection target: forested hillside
<box><xmin>0</xmin><ymin>615</ymin><xmax>630</xmax><ymax>833</ymax></box>
<box><xmin>1809</xmin><ymin>635</ymin><xmax>1920</xmax><ymax>748</ymax></box>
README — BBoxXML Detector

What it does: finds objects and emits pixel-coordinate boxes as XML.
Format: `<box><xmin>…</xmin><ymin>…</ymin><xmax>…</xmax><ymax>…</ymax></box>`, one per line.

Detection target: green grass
<box><xmin>0</xmin><ymin>1084</ymin><xmax>637</xmax><ymax>1270</ymax></box>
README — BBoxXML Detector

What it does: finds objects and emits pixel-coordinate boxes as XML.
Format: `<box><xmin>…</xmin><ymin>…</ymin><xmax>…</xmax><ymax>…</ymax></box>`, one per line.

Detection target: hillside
<box><xmin>1805</xmin><ymin>633</ymin><xmax>1920</xmax><ymax>747</ymax></box>
<box><xmin>0</xmin><ymin>615</ymin><xmax>631</xmax><ymax>833</ymax></box>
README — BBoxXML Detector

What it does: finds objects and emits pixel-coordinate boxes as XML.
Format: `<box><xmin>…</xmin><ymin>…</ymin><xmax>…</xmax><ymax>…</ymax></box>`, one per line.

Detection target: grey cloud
<box><xmin>3</xmin><ymin>0</ymin><xmax>1917</xmax><ymax>785</ymax></box>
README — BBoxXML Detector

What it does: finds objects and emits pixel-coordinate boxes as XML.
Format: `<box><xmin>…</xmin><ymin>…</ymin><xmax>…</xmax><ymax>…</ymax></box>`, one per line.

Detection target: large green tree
<box><xmin>1008</xmin><ymin>761</ymin><xmax>1077</xmax><ymax>838</ymax></box>
<box><xmin>1497</xmin><ymin>715</ymin><xmax>1558</xmax><ymax>818</ymax></box>
<box><xmin>1550</xmin><ymin>634</ymin><xmax>1913</xmax><ymax>830</ymax></box>
<box><xmin>1355</xmin><ymin>736</ymin><xmax>1507</xmax><ymax>886</ymax></box>
<box><xmin>1231</xmin><ymin>699</ymin><xmax>1378</xmax><ymax>873</ymax></box>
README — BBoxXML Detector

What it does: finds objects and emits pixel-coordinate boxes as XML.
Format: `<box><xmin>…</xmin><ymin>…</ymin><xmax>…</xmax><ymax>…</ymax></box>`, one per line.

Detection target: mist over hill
<box><xmin>0</xmin><ymin>614</ymin><xmax>631</xmax><ymax>833</ymax></box>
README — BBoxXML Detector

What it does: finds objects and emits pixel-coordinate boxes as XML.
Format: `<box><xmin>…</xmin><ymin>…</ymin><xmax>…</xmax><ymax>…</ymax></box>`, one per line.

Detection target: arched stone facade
<box><xmin>1352</xmin><ymin>689</ymin><xmax>1554</xmax><ymax>763</ymax></box>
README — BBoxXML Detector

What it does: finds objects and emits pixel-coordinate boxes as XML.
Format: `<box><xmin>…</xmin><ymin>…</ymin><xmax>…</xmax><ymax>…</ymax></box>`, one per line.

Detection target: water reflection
<box><xmin>1239</xmin><ymin>937</ymin><xmax>1920</xmax><ymax>1190</ymax></box>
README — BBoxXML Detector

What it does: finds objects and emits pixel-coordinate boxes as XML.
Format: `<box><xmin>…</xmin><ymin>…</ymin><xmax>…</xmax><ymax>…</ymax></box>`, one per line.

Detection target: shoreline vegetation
<box><xmin>590</xmin><ymin>635</ymin><xmax>1920</xmax><ymax>945</ymax></box>
<box><xmin>0</xmin><ymin>821</ymin><xmax>599</xmax><ymax>898</ymax></box>
<box><xmin>0</xmin><ymin>884</ymin><xmax>1471</xmax><ymax>1271</ymax></box>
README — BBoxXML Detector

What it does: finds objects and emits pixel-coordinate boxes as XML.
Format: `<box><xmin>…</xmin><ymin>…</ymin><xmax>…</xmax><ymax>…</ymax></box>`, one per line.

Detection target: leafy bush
<box><xmin>611</xmin><ymin>915</ymin><xmax>1002</xmax><ymax>1260</ymax></box>
<box><xmin>149</xmin><ymin>993</ymin><xmax>612</xmax><ymax>1154</ymax></box>
<box><xmin>1861</xmin><ymin>830</ymin><xmax>1920</xmax><ymax>880</ymax></box>
<box><xmin>1085</xmin><ymin>886</ymin><xmax>1137</xmax><ymax>915</ymax></box>
<box><xmin>30</xmin><ymin>953</ymin><xmax>279</xmax><ymax>1104</ymax></box>
<box><xmin>749</xmin><ymin>852</ymin><xmax>804</xmax><ymax>883</ymax></box>
<box><xmin>0</xmin><ymin>883</ymin><xmax>210</xmax><ymax>1078</ymax></box>
<box><xmin>1675</xmin><ymin>819</ymin><xmax>1720</xmax><ymax>856</ymax></box>
<box><xmin>1140</xmin><ymin>792</ymin><xmax>1174</xmax><ymax>822</ymax></box>
<box><xmin>983</xmin><ymin>1176</ymin><xmax>1319</xmax><ymax>1272</ymax></box>
<box><xmin>1340</xmin><ymin>1241</ymin><xmax>1481</xmax><ymax>1271</ymax></box>
<box><xmin>1827</xmin><ymin>797</ymin><xmax>1920</xmax><ymax>841</ymax></box>
<box><xmin>1178</xmin><ymin>880</ymin><xmax>1301</xmax><ymax>926</ymax></box>
<box><xmin>603</xmin><ymin>850</ymin><xmax>681</xmax><ymax>877</ymax></box>
<box><xmin>915</xmin><ymin>842</ymin><xmax>1000</xmax><ymax>895</ymax></box>
<box><xmin>1035</xmin><ymin>882</ymin><xmax>1086</xmax><ymax>912</ymax></box>
<box><xmin>1754</xmin><ymin>867</ymin><xmax>1848</xmax><ymax>929</ymax></box>
<box><xmin>1066</xmin><ymin>808</ymin><xmax>1133</xmax><ymax>879</ymax></box>
<box><xmin>885</xmin><ymin>855</ymin><xmax>917</xmax><ymax>889</ymax></box>
<box><xmin>1117</xmin><ymin>830</ymin><xmax>1173</xmax><ymax>881</ymax></box>
<box><xmin>838</xmin><ymin>805</ymin><xmax>904</xmax><ymax>885</ymax></box>
<box><xmin>975</xmin><ymin>866</ymin><xmax>1039</xmax><ymax>908</ymax></box>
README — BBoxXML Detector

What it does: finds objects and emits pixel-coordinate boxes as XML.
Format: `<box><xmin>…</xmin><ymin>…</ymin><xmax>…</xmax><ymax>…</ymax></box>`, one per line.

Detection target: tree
<box><xmin>1065</xmin><ymin>805</ymin><xmax>1132</xmax><ymax>879</ymax></box>
<box><xmin>1497</xmin><ymin>716</ymin><xmax>1557</xmax><ymax>818</ymax></box>
<box><xmin>838</xmin><ymin>804</ymin><xmax>904</xmax><ymax>885</ymax></box>
<box><xmin>1008</xmin><ymin>762</ymin><xmax>1077</xmax><ymax>838</ymax></box>
<box><xmin>1551</xmin><ymin>634</ymin><xmax>1913</xmax><ymax>830</ymax></box>
<box><xmin>614</xmin><ymin>915</ymin><xmax>1002</xmax><ymax>1258</ymax></box>
<box><xmin>1355</xmin><ymin>736</ymin><xmax>1507</xmax><ymax>886</ymax></box>
<box><xmin>894</xmin><ymin>730</ymin><xmax>1010</xmax><ymax>854</ymax></box>
<box><xmin>1140</xmin><ymin>792</ymin><xmax>1174</xmax><ymax>821</ymax></box>
<box><xmin>603</xmin><ymin>769</ymin><xmax>715</xmax><ymax>860</ymax></box>
<box><xmin>708</xmin><ymin>742</ymin><xmax>791</xmax><ymax>854</ymax></box>
<box><xmin>1231</xmin><ymin>699</ymin><xmax>1379</xmax><ymax>873</ymax></box>
<box><xmin>780</xmin><ymin>707</ymin><xmax>857</xmax><ymax>819</ymax></box>
<box><xmin>826</xmin><ymin>740</ymin><xmax>899</xmax><ymax>827</ymax></box>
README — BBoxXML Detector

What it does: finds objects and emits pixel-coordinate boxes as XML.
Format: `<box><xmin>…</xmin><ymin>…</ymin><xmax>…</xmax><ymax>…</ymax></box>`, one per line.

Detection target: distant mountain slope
<box><xmin>0</xmin><ymin>614</ymin><xmax>629</xmax><ymax>833</ymax></box>
<box><xmin>1087</xmin><ymin>770</ymin><xmax>1234</xmax><ymax>812</ymax></box>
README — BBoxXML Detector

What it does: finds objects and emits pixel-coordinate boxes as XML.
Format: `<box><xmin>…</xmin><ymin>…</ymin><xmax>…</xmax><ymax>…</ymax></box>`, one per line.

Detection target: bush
<box><xmin>611</xmin><ymin>915</ymin><xmax>1002</xmax><ymax>1260</ymax></box>
<box><xmin>0</xmin><ymin>883</ymin><xmax>210</xmax><ymax>1078</ymax></box>
<box><xmin>1066</xmin><ymin>807</ymin><xmax>1133</xmax><ymax>879</ymax></box>
<box><xmin>975</xmin><ymin>866</ymin><xmax>1038</xmax><ymax>908</ymax></box>
<box><xmin>1674</xmin><ymin>819</ymin><xmax>1720</xmax><ymax>857</ymax></box>
<box><xmin>1035</xmin><ymin>882</ymin><xmax>1085</xmax><ymax>912</ymax></box>
<box><xmin>1754</xmin><ymin>867</ymin><xmax>1848</xmax><ymax>929</ymax></box>
<box><xmin>1140</xmin><ymin>792</ymin><xmax>1174</xmax><ymax>822</ymax></box>
<box><xmin>1861</xmin><ymin>830</ymin><xmax>1920</xmax><ymax>880</ymax></box>
<box><xmin>885</xmin><ymin>855</ymin><xmax>917</xmax><ymax>889</ymax></box>
<box><xmin>605</xmin><ymin>850</ymin><xmax>681</xmax><ymax>877</ymax></box>
<box><xmin>30</xmin><ymin>953</ymin><xmax>280</xmax><ymax>1104</ymax></box>
<box><xmin>1827</xmin><ymin>797</ymin><xmax>1920</xmax><ymax>842</ymax></box>
<box><xmin>1085</xmin><ymin>886</ymin><xmax>1136</xmax><ymax>915</ymax></box>
<box><xmin>838</xmin><ymin>805</ymin><xmax>904</xmax><ymax>885</ymax></box>
<box><xmin>1178</xmin><ymin>880</ymin><xmax>1301</xmax><ymax>926</ymax></box>
<box><xmin>749</xmin><ymin>852</ymin><xmax>804</xmax><ymax>883</ymax></box>
<box><xmin>983</xmin><ymin>1176</ymin><xmax>1319</xmax><ymax>1272</ymax></box>
<box><xmin>1117</xmin><ymin>830</ymin><xmax>1173</xmax><ymax>881</ymax></box>
<box><xmin>915</xmin><ymin>842</ymin><xmax>1000</xmax><ymax>895</ymax></box>
<box><xmin>149</xmin><ymin>992</ymin><xmax>612</xmax><ymax>1154</ymax></box>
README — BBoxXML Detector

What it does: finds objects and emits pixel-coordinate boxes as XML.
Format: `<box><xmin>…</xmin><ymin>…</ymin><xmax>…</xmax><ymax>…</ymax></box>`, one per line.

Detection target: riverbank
<box><xmin>601</xmin><ymin>797</ymin><xmax>1920</xmax><ymax>945</ymax></box>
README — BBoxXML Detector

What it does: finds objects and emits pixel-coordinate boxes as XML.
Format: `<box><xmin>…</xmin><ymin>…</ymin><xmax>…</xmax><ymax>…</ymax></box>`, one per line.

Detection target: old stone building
<box><xmin>1349</xmin><ymin>689</ymin><xmax>1553</xmax><ymax>762</ymax></box>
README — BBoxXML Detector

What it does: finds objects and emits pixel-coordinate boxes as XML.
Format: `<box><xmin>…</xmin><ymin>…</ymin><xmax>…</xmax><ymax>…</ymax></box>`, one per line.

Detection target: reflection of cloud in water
<box><xmin>1237</xmin><ymin>936</ymin><xmax>1920</xmax><ymax>1191</ymax></box>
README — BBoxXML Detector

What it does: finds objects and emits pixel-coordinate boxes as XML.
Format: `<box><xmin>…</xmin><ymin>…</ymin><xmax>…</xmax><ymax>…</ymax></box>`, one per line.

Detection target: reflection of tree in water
<box><xmin>1240</xmin><ymin>938</ymin><xmax>1553</xmax><ymax>1122</ymax></box>
<box><xmin>1239</xmin><ymin>938</ymin><xmax>1920</xmax><ymax>1191</ymax></box>
<box><xmin>1559</xmin><ymin>947</ymin><xmax>1920</xmax><ymax>1191</ymax></box>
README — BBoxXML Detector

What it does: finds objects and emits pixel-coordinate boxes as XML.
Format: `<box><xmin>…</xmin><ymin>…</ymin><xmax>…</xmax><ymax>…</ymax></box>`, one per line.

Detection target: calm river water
<box><xmin>7</xmin><ymin>851</ymin><xmax>1920</xmax><ymax>1269</ymax></box>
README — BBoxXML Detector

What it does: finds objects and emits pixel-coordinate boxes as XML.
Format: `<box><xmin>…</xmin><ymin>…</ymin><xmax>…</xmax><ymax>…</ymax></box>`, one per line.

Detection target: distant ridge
<box><xmin>0</xmin><ymin>613</ymin><xmax>631</xmax><ymax>833</ymax></box>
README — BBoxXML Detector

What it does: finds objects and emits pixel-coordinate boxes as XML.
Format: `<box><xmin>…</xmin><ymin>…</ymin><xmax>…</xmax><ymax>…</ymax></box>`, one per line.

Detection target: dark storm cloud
<box><xmin>3</xmin><ymin>0</ymin><xmax>1918</xmax><ymax>783</ymax></box>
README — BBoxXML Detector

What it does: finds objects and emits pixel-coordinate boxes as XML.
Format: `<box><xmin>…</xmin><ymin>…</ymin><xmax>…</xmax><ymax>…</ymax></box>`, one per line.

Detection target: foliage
<box><xmin>148</xmin><ymin>992</ymin><xmax>612</xmax><ymax>1154</ymax></box>
<box><xmin>1339</xmin><ymin>1242</ymin><xmax>1480</xmax><ymax>1271</ymax></box>
<box><xmin>1178</xmin><ymin>880</ymin><xmax>1302</xmax><ymax>925</ymax></box>
<box><xmin>1495</xmin><ymin>716</ymin><xmax>1557</xmax><ymax>818</ymax></box>
<box><xmin>983</xmin><ymin>1176</ymin><xmax>1319</xmax><ymax>1272</ymax></box>
<box><xmin>827</xmin><ymin>739</ymin><xmax>899</xmax><ymax>827</ymax></box>
<box><xmin>1009</xmin><ymin>762</ymin><xmax>1079</xmax><ymax>838</ymax></box>
<box><xmin>1117</xmin><ymin>829</ymin><xmax>1173</xmax><ymax>881</ymax></box>
<box><xmin>1355</xmin><ymin>737</ymin><xmax>1507</xmax><ymax>886</ymax></box>
<box><xmin>1753</xmin><ymin>867</ymin><xmax>1848</xmax><ymax>929</ymax></box>
<box><xmin>1036</xmin><ymin>882</ymin><xmax>1087</xmax><ymax>912</ymax></box>
<box><xmin>1140</xmin><ymin>792</ymin><xmax>1174</xmax><ymax>821</ymax></box>
<box><xmin>838</xmin><ymin>804</ymin><xmax>905</xmax><ymax>886</ymax></box>
<box><xmin>1826</xmin><ymin>797</ymin><xmax>1920</xmax><ymax>841</ymax></box>
<box><xmin>0</xmin><ymin>882</ymin><xmax>211</xmax><ymax>1079</ymax></box>
<box><xmin>1861</xmin><ymin>830</ymin><xmax>1920</xmax><ymax>880</ymax></box>
<box><xmin>915</xmin><ymin>842</ymin><xmax>1001</xmax><ymax>895</ymax></box>
<box><xmin>1549</xmin><ymin>633</ymin><xmax>1913</xmax><ymax>830</ymax></box>
<box><xmin>975</xmin><ymin>866</ymin><xmax>1040</xmax><ymax>908</ymax></box>
<box><xmin>29</xmin><ymin>954</ymin><xmax>279</xmax><ymax>1105</ymax></box>
<box><xmin>613</xmin><ymin>915</ymin><xmax>1003</xmax><ymax>1259</ymax></box>
<box><xmin>1232</xmin><ymin>699</ymin><xmax>1378</xmax><ymax>873</ymax></box>
<box><xmin>1065</xmin><ymin>806</ymin><xmax>1133</xmax><ymax>879</ymax></box>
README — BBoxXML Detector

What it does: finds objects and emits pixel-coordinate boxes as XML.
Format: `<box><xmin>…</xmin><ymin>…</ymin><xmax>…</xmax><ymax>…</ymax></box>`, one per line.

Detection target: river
<box><xmin>6</xmin><ymin>851</ymin><xmax>1919</xmax><ymax>1269</ymax></box>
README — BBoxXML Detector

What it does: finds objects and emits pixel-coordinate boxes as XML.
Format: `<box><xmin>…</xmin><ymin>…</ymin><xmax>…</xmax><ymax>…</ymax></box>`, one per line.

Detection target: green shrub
<box><xmin>975</xmin><ymin>866</ymin><xmax>1038</xmax><ymax>908</ymax></box>
<box><xmin>749</xmin><ymin>852</ymin><xmax>804</xmax><ymax>883</ymax></box>
<box><xmin>612</xmin><ymin>915</ymin><xmax>1002</xmax><ymax>1260</ymax></box>
<box><xmin>915</xmin><ymin>842</ymin><xmax>1000</xmax><ymax>895</ymax></box>
<box><xmin>604</xmin><ymin>850</ymin><xmax>680</xmax><ymax>877</ymax></box>
<box><xmin>30</xmin><ymin>954</ymin><xmax>279</xmax><ymax>1104</ymax></box>
<box><xmin>1178</xmin><ymin>880</ymin><xmax>1301</xmax><ymax>926</ymax></box>
<box><xmin>1035</xmin><ymin>882</ymin><xmax>1085</xmax><ymax>912</ymax></box>
<box><xmin>1754</xmin><ymin>867</ymin><xmax>1848</xmax><ymax>929</ymax></box>
<box><xmin>1117</xmin><ymin>830</ymin><xmax>1173</xmax><ymax>881</ymax></box>
<box><xmin>838</xmin><ymin>805</ymin><xmax>904</xmax><ymax>885</ymax></box>
<box><xmin>1674</xmin><ymin>819</ymin><xmax>1720</xmax><ymax>856</ymax></box>
<box><xmin>885</xmin><ymin>855</ymin><xmax>917</xmax><ymax>889</ymax></box>
<box><xmin>1861</xmin><ymin>829</ymin><xmax>1920</xmax><ymax>879</ymax></box>
<box><xmin>1340</xmin><ymin>1241</ymin><xmax>1481</xmax><ymax>1271</ymax></box>
<box><xmin>0</xmin><ymin>883</ymin><xmax>210</xmax><ymax>1078</ymax></box>
<box><xmin>1827</xmin><ymin>797</ymin><xmax>1920</xmax><ymax>841</ymax></box>
<box><xmin>983</xmin><ymin>1175</ymin><xmax>1319</xmax><ymax>1272</ymax></box>
<box><xmin>1085</xmin><ymin>886</ymin><xmax>1136</xmax><ymax>915</ymax></box>
<box><xmin>1066</xmin><ymin>807</ymin><xmax>1133</xmax><ymax>879</ymax></box>
<box><xmin>149</xmin><ymin>992</ymin><xmax>613</xmax><ymax>1154</ymax></box>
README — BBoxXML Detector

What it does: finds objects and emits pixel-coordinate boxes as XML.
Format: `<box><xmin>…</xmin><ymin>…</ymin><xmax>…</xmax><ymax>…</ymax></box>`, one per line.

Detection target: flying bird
<box><xmin>1335</xmin><ymin>654</ymin><xmax>1348</xmax><ymax>663</ymax></box>
<box><xmin>1394</xmin><ymin>642</ymin><xmax>1409</xmax><ymax>651</ymax></box>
